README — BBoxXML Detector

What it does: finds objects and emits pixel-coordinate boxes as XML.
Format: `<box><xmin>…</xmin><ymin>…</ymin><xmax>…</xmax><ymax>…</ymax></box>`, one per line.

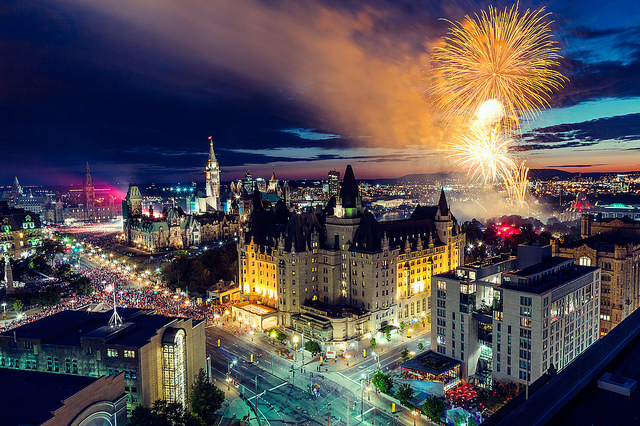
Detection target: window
<box><xmin>54</xmin><ymin>358</ymin><xmax>59</xmax><ymax>372</ymax></box>
<box><xmin>124</xmin><ymin>350</ymin><xmax>135</xmax><ymax>358</ymax></box>
<box><xmin>65</xmin><ymin>358</ymin><xmax>71</xmax><ymax>373</ymax></box>
<box><xmin>107</xmin><ymin>348</ymin><xmax>118</xmax><ymax>358</ymax></box>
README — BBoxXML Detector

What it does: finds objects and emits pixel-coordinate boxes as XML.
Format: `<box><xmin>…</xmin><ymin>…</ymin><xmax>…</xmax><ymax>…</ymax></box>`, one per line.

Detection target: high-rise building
<box><xmin>554</xmin><ymin>213</ymin><xmax>640</xmax><ymax>336</ymax></box>
<box><xmin>238</xmin><ymin>165</ymin><xmax>465</xmax><ymax>344</ymax></box>
<box><xmin>0</xmin><ymin>308</ymin><xmax>206</xmax><ymax>415</ymax></box>
<box><xmin>432</xmin><ymin>244</ymin><xmax>600</xmax><ymax>388</ymax></box>
<box><xmin>327</xmin><ymin>170</ymin><xmax>340</xmax><ymax>197</ymax></box>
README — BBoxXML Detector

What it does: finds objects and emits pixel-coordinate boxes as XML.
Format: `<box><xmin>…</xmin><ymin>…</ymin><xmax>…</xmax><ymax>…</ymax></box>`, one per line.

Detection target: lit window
<box><xmin>107</xmin><ymin>348</ymin><xmax>118</xmax><ymax>358</ymax></box>
<box><xmin>124</xmin><ymin>350</ymin><xmax>135</xmax><ymax>358</ymax></box>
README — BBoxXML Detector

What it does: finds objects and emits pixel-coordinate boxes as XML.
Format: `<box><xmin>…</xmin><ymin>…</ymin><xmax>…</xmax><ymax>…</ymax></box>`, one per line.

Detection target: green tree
<box><xmin>10</xmin><ymin>299</ymin><xmax>23</xmax><ymax>312</ymax></box>
<box><xmin>399</xmin><ymin>321</ymin><xmax>406</xmax><ymax>335</ymax></box>
<box><xmin>401</xmin><ymin>348</ymin><xmax>411</xmax><ymax>363</ymax></box>
<box><xmin>417</xmin><ymin>342</ymin><xmax>425</xmax><ymax>352</ymax></box>
<box><xmin>384</xmin><ymin>326</ymin><xmax>392</xmax><ymax>342</ymax></box>
<box><xmin>70</xmin><ymin>275</ymin><xmax>95</xmax><ymax>295</ymax></box>
<box><xmin>468</xmin><ymin>417</ymin><xmax>477</xmax><ymax>426</ymax></box>
<box><xmin>190</xmin><ymin>368</ymin><xmax>225</xmax><ymax>424</ymax></box>
<box><xmin>422</xmin><ymin>395</ymin><xmax>446</xmax><ymax>422</ymax></box>
<box><xmin>369</xmin><ymin>337</ymin><xmax>377</xmax><ymax>350</ymax></box>
<box><xmin>304</xmin><ymin>340</ymin><xmax>321</xmax><ymax>355</ymax></box>
<box><xmin>372</xmin><ymin>371</ymin><xmax>393</xmax><ymax>394</ymax></box>
<box><xmin>396</xmin><ymin>383</ymin><xmax>414</xmax><ymax>407</ymax></box>
<box><xmin>36</xmin><ymin>239</ymin><xmax>64</xmax><ymax>264</ymax></box>
<box><xmin>130</xmin><ymin>399</ymin><xmax>204</xmax><ymax>426</ymax></box>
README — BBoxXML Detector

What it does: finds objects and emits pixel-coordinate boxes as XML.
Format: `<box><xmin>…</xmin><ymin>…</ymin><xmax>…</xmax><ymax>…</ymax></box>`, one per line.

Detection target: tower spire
<box><xmin>208</xmin><ymin>136</ymin><xmax>217</xmax><ymax>165</ymax></box>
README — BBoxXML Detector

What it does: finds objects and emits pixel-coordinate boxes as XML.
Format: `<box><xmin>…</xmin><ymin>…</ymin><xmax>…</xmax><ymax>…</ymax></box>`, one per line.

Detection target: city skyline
<box><xmin>2</xmin><ymin>0</ymin><xmax>640</xmax><ymax>185</ymax></box>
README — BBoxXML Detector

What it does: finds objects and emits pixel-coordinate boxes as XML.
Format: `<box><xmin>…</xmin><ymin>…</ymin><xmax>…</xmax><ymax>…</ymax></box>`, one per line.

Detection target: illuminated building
<box><xmin>327</xmin><ymin>170</ymin><xmax>340</xmax><ymax>197</ymax></box>
<box><xmin>554</xmin><ymin>214</ymin><xmax>640</xmax><ymax>335</ymax></box>
<box><xmin>0</xmin><ymin>308</ymin><xmax>206</xmax><ymax>415</ymax></box>
<box><xmin>433</xmin><ymin>244</ymin><xmax>600</xmax><ymax>387</ymax></box>
<box><xmin>238</xmin><ymin>165</ymin><xmax>465</xmax><ymax>343</ymax></box>
<box><xmin>0</xmin><ymin>202</ymin><xmax>43</xmax><ymax>259</ymax></box>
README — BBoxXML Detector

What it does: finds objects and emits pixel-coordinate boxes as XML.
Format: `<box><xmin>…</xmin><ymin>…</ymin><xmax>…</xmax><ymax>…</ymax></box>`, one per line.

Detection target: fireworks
<box><xmin>435</xmin><ymin>3</ymin><xmax>566</xmax><ymax>205</ymax></box>
<box><xmin>432</xmin><ymin>3</ymin><xmax>566</xmax><ymax>126</ymax></box>
<box><xmin>448</xmin><ymin>122</ymin><xmax>515</xmax><ymax>184</ymax></box>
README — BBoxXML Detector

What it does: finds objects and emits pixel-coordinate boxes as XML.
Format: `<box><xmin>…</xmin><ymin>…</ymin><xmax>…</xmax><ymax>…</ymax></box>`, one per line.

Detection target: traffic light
<box><xmin>217</xmin><ymin>339</ymin><xmax>221</xmax><ymax>347</ymax></box>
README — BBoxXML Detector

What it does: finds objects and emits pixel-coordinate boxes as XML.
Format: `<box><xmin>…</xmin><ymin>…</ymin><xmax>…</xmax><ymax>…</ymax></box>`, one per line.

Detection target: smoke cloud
<box><xmin>56</xmin><ymin>0</ymin><xmax>451</xmax><ymax>148</ymax></box>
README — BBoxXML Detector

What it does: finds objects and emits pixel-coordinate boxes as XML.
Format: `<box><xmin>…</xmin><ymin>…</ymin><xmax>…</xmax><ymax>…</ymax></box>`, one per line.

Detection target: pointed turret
<box><xmin>207</xmin><ymin>136</ymin><xmax>217</xmax><ymax>165</ymax></box>
<box><xmin>339</xmin><ymin>165</ymin><xmax>358</xmax><ymax>208</ymax></box>
<box><xmin>437</xmin><ymin>189</ymin><xmax>449</xmax><ymax>216</ymax></box>
<box><xmin>12</xmin><ymin>176</ymin><xmax>23</xmax><ymax>197</ymax></box>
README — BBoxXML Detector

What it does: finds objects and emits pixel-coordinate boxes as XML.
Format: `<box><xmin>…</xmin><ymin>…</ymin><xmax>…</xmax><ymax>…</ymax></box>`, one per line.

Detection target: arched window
<box><xmin>579</xmin><ymin>257</ymin><xmax>591</xmax><ymax>266</ymax></box>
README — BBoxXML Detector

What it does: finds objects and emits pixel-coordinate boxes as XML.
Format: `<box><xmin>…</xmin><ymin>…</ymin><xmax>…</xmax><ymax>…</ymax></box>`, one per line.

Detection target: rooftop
<box><xmin>400</xmin><ymin>350</ymin><xmax>460</xmax><ymax>375</ymax></box>
<box><xmin>499</xmin><ymin>264</ymin><xmax>598</xmax><ymax>295</ymax></box>
<box><xmin>0</xmin><ymin>308</ymin><xmax>198</xmax><ymax>348</ymax></box>
<box><xmin>0</xmin><ymin>369</ymin><xmax>99</xmax><ymax>425</ymax></box>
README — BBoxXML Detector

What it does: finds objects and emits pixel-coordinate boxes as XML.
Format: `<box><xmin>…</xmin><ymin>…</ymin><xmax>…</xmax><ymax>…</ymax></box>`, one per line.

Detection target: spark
<box><xmin>432</xmin><ymin>3</ymin><xmax>567</xmax><ymax>128</ymax></box>
<box><xmin>447</xmin><ymin>122</ymin><xmax>516</xmax><ymax>184</ymax></box>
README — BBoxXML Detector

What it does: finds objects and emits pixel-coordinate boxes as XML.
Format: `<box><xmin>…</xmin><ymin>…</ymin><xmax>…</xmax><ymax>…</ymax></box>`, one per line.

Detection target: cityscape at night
<box><xmin>1</xmin><ymin>1</ymin><xmax>640</xmax><ymax>425</ymax></box>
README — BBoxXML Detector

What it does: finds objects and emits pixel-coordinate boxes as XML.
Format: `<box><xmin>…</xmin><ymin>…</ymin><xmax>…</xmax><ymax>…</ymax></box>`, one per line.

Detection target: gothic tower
<box><xmin>205</xmin><ymin>136</ymin><xmax>220</xmax><ymax>211</ymax></box>
<box><xmin>83</xmin><ymin>162</ymin><xmax>95</xmax><ymax>209</ymax></box>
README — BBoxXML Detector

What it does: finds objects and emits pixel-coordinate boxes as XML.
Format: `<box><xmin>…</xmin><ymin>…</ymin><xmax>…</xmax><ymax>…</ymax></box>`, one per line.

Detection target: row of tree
<box><xmin>161</xmin><ymin>243</ymin><xmax>238</xmax><ymax>294</ymax></box>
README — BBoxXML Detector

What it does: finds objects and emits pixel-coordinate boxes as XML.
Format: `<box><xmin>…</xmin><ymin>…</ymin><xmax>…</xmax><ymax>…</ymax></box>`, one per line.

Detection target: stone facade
<box><xmin>555</xmin><ymin>214</ymin><xmax>640</xmax><ymax>335</ymax></box>
<box><xmin>238</xmin><ymin>165</ymin><xmax>465</xmax><ymax>341</ymax></box>
<box><xmin>0</xmin><ymin>203</ymin><xmax>43</xmax><ymax>259</ymax></box>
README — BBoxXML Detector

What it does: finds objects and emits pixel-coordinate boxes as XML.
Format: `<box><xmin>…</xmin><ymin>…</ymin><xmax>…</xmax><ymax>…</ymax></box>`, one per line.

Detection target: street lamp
<box><xmin>1</xmin><ymin>303</ymin><xmax>6</xmax><ymax>317</ymax></box>
<box><xmin>293</xmin><ymin>336</ymin><xmax>299</xmax><ymax>361</ymax></box>
<box><xmin>250</xmin><ymin>329</ymin><xmax>254</xmax><ymax>341</ymax></box>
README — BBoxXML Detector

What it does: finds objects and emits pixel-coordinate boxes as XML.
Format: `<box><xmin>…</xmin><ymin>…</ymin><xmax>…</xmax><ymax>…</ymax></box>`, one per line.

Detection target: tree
<box><xmin>401</xmin><ymin>348</ymin><xmax>411</xmax><ymax>363</ymax></box>
<box><xmin>399</xmin><ymin>321</ymin><xmax>406</xmax><ymax>335</ymax></box>
<box><xmin>304</xmin><ymin>340</ymin><xmax>321</xmax><ymax>355</ymax></box>
<box><xmin>422</xmin><ymin>395</ymin><xmax>446</xmax><ymax>422</ymax></box>
<box><xmin>130</xmin><ymin>399</ymin><xmax>204</xmax><ymax>426</ymax></box>
<box><xmin>369</xmin><ymin>337</ymin><xmax>377</xmax><ymax>350</ymax></box>
<box><xmin>468</xmin><ymin>417</ymin><xmax>477</xmax><ymax>426</ymax></box>
<box><xmin>372</xmin><ymin>371</ymin><xmax>393</xmax><ymax>394</ymax></box>
<box><xmin>10</xmin><ymin>299</ymin><xmax>23</xmax><ymax>312</ymax></box>
<box><xmin>190</xmin><ymin>368</ymin><xmax>225</xmax><ymax>424</ymax></box>
<box><xmin>384</xmin><ymin>326</ymin><xmax>392</xmax><ymax>342</ymax></box>
<box><xmin>396</xmin><ymin>383</ymin><xmax>414</xmax><ymax>407</ymax></box>
<box><xmin>417</xmin><ymin>342</ymin><xmax>425</xmax><ymax>352</ymax></box>
<box><xmin>35</xmin><ymin>239</ymin><xmax>64</xmax><ymax>264</ymax></box>
<box><xmin>70</xmin><ymin>275</ymin><xmax>94</xmax><ymax>295</ymax></box>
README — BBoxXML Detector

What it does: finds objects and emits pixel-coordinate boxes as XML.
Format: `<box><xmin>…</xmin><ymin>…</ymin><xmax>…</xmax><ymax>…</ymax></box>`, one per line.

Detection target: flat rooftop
<box><xmin>0</xmin><ymin>369</ymin><xmax>98</xmax><ymax>425</ymax></box>
<box><xmin>401</xmin><ymin>350</ymin><xmax>460</xmax><ymax>375</ymax></box>
<box><xmin>237</xmin><ymin>303</ymin><xmax>277</xmax><ymax>316</ymax></box>
<box><xmin>499</xmin><ymin>265</ymin><xmax>598</xmax><ymax>295</ymax></box>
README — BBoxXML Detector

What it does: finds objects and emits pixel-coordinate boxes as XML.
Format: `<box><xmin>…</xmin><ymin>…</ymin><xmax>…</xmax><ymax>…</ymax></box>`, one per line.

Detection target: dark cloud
<box><xmin>519</xmin><ymin>113</ymin><xmax>640</xmax><ymax>152</ymax></box>
<box><xmin>568</xmin><ymin>26</ymin><xmax>625</xmax><ymax>39</ymax></box>
<box><xmin>546</xmin><ymin>164</ymin><xmax>607</xmax><ymax>168</ymax></box>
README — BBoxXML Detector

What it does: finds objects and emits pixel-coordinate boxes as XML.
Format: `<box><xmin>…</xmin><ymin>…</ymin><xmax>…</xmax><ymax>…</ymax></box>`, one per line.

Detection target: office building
<box><xmin>432</xmin><ymin>244</ymin><xmax>600</xmax><ymax>387</ymax></box>
<box><xmin>0</xmin><ymin>307</ymin><xmax>206</xmax><ymax>415</ymax></box>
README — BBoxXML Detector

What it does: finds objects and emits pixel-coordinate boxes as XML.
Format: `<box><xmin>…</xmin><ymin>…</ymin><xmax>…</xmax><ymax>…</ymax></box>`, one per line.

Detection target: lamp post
<box><xmin>250</xmin><ymin>329</ymin><xmax>254</xmax><ymax>342</ymax></box>
<box><xmin>293</xmin><ymin>336</ymin><xmax>299</xmax><ymax>362</ymax></box>
<box><xmin>1</xmin><ymin>303</ymin><xmax>6</xmax><ymax>317</ymax></box>
<box><xmin>302</xmin><ymin>332</ymin><xmax>305</xmax><ymax>363</ymax></box>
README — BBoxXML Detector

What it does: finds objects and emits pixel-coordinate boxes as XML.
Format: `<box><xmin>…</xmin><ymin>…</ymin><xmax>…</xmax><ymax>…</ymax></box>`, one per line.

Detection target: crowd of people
<box><xmin>1</xmin><ymin>262</ymin><xmax>219</xmax><ymax>332</ymax></box>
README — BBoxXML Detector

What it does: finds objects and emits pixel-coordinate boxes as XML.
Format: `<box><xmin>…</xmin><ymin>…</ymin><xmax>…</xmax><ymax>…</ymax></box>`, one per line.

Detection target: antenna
<box><xmin>108</xmin><ymin>283</ymin><xmax>123</xmax><ymax>327</ymax></box>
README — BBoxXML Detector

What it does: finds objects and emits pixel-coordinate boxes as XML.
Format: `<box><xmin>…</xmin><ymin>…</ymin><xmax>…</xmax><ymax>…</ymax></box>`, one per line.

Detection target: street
<box><xmin>206</xmin><ymin>325</ymin><xmax>433</xmax><ymax>425</ymax></box>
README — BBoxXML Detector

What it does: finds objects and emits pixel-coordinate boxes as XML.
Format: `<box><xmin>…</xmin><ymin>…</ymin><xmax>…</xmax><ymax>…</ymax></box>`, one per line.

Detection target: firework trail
<box><xmin>434</xmin><ymin>3</ymin><xmax>566</xmax><ymax>204</ymax></box>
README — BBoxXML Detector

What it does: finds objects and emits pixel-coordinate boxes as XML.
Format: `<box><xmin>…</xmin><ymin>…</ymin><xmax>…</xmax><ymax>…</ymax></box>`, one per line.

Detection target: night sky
<box><xmin>2</xmin><ymin>0</ymin><xmax>640</xmax><ymax>185</ymax></box>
